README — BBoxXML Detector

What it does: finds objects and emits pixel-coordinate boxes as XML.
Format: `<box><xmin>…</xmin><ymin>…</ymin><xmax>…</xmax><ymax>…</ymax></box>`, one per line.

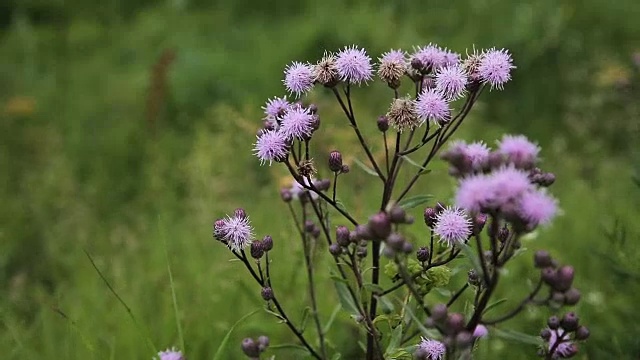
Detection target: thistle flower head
<box><xmin>433</xmin><ymin>207</ymin><xmax>472</xmax><ymax>246</ymax></box>
<box><xmin>454</xmin><ymin>174</ymin><xmax>494</xmax><ymax>214</ymax></box>
<box><xmin>415</xmin><ymin>88</ymin><xmax>451</xmax><ymax>125</ymax></box>
<box><xmin>465</xmin><ymin>141</ymin><xmax>491</xmax><ymax>171</ymax></box>
<box><xmin>435</xmin><ymin>65</ymin><xmax>468</xmax><ymax>100</ymax></box>
<box><xmin>262</xmin><ymin>96</ymin><xmax>290</xmax><ymax>118</ymax></box>
<box><xmin>416</xmin><ymin>337</ymin><xmax>446</xmax><ymax>360</ymax></box>
<box><xmin>411</xmin><ymin>44</ymin><xmax>447</xmax><ymax>72</ymax></box>
<box><xmin>284</xmin><ymin>61</ymin><xmax>314</xmax><ymax>97</ymax></box>
<box><xmin>217</xmin><ymin>211</ymin><xmax>254</xmax><ymax>252</ymax></box>
<box><xmin>386</xmin><ymin>97</ymin><xmax>421</xmax><ymax>132</ymax></box>
<box><xmin>547</xmin><ymin>328</ymin><xmax>576</xmax><ymax>359</ymax></box>
<box><xmin>497</xmin><ymin>134</ymin><xmax>540</xmax><ymax>169</ymax></box>
<box><xmin>442</xmin><ymin>50</ymin><xmax>461</xmax><ymax>67</ymax></box>
<box><xmin>254</xmin><ymin>130</ymin><xmax>289</xmax><ymax>165</ymax></box>
<box><xmin>156</xmin><ymin>347</ymin><xmax>184</xmax><ymax>360</ymax></box>
<box><xmin>313</xmin><ymin>52</ymin><xmax>339</xmax><ymax>87</ymax></box>
<box><xmin>279</xmin><ymin>106</ymin><xmax>315</xmax><ymax>140</ymax></box>
<box><xmin>517</xmin><ymin>189</ymin><xmax>558</xmax><ymax>229</ymax></box>
<box><xmin>478</xmin><ymin>48</ymin><xmax>515</xmax><ymax>90</ymax></box>
<box><xmin>335</xmin><ymin>45</ymin><xmax>373</xmax><ymax>84</ymax></box>
<box><xmin>488</xmin><ymin>166</ymin><xmax>534</xmax><ymax>210</ymax></box>
<box><xmin>378</xmin><ymin>49</ymin><xmax>407</xmax><ymax>86</ymax></box>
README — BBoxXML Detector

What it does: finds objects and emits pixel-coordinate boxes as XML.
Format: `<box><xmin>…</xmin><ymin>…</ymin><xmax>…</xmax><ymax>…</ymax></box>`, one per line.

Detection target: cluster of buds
<box><xmin>241</xmin><ymin>336</ymin><xmax>270</xmax><ymax>359</ymax></box>
<box><xmin>327</xmin><ymin>150</ymin><xmax>350</xmax><ymax>174</ymax></box>
<box><xmin>535</xmin><ymin>251</ymin><xmax>581</xmax><ymax>306</ymax></box>
<box><xmin>328</xmin><ymin>225</ymin><xmax>369</xmax><ymax>258</ymax></box>
<box><xmin>538</xmin><ymin>312</ymin><xmax>589</xmax><ymax>359</ymax></box>
<box><xmin>419</xmin><ymin>304</ymin><xmax>488</xmax><ymax>356</ymax></box>
<box><xmin>529</xmin><ymin>167</ymin><xmax>556</xmax><ymax>187</ymax></box>
<box><xmin>249</xmin><ymin>235</ymin><xmax>274</xmax><ymax>260</ymax></box>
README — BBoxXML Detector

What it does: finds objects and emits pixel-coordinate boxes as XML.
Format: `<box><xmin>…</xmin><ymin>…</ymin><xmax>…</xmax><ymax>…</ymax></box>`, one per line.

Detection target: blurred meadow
<box><xmin>1</xmin><ymin>0</ymin><xmax>639</xmax><ymax>359</ymax></box>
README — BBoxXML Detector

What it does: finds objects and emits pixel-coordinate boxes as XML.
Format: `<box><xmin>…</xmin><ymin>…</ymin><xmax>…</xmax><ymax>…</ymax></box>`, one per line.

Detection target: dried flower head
<box><xmin>279</xmin><ymin>106</ymin><xmax>315</xmax><ymax>140</ymax></box>
<box><xmin>156</xmin><ymin>347</ymin><xmax>185</xmax><ymax>360</ymax></box>
<box><xmin>284</xmin><ymin>61</ymin><xmax>314</xmax><ymax>97</ymax></box>
<box><xmin>378</xmin><ymin>49</ymin><xmax>407</xmax><ymax>87</ymax></box>
<box><xmin>297</xmin><ymin>159</ymin><xmax>317</xmax><ymax>178</ymax></box>
<box><xmin>478</xmin><ymin>48</ymin><xmax>515</xmax><ymax>90</ymax></box>
<box><xmin>433</xmin><ymin>207</ymin><xmax>472</xmax><ymax>246</ymax></box>
<box><xmin>313</xmin><ymin>52</ymin><xmax>340</xmax><ymax>87</ymax></box>
<box><xmin>335</xmin><ymin>45</ymin><xmax>373</xmax><ymax>84</ymax></box>
<box><xmin>435</xmin><ymin>65</ymin><xmax>468</xmax><ymax>100</ymax></box>
<box><xmin>254</xmin><ymin>130</ymin><xmax>289</xmax><ymax>165</ymax></box>
<box><xmin>386</xmin><ymin>97</ymin><xmax>421</xmax><ymax>132</ymax></box>
<box><xmin>416</xmin><ymin>88</ymin><xmax>451</xmax><ymax>125</ymax></box>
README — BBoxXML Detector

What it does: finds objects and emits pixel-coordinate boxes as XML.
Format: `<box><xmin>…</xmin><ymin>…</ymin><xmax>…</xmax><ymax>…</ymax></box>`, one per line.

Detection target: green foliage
<box><xmin>0</xmin><ymin>0</ymin><xmax>638</xmax><ymax>359</ymax></box>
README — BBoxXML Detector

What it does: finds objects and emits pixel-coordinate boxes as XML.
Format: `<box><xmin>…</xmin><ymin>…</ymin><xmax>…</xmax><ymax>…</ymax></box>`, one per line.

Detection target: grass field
<box><xmin>1</xmin><ymin>1</ymin><xmax>639</xmax><ymax>359</ymax></box>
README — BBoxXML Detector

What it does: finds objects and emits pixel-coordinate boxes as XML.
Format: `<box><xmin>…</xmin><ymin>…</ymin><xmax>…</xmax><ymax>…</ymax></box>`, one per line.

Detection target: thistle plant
<box><xmin>206</xmin><ymin>43</ymin><xmax>589</xmax><ymax>359</ymax></box>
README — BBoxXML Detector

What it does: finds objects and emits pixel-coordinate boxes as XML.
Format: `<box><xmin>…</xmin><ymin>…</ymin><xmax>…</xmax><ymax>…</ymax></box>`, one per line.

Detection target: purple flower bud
<box><xmin>541</xmin><ymin>267</ymin><xmax>557</xmax><ymax>286</ymax></box>
<box><xmin>564</xmin><ymin>288</ymin><xmax>581</xmax><ymax>306</ymax></box>
<box><xmin>280</xmin><ymin>188</ymin><xmax>292</xmax><ymax>203</ymax></box>
<box><xmin>574</xmin><ymin>326</ymin><xmax>590</xmax><ymax>340</ymax></box>
<box><xmin>431</xmin><ymin>303</ymin><xmax>448</xmax><ymax>321</ymax></box>
<box><xmin>424</xmin><ymin>207</ymin><xmax>437</xmax><ymax>228</ymax></box>
<box><xmin>257</xmin><ymin>336</ymin><xmax>270</xmax><ymax>352</ymax></box>
<box><xmin>336</xmin><ymin>226</ymin><xmax>350</xmax><ymax>247</ymax></box>
<box><xmin>382</xmin><ymin>246</ymin><xmax>396</xmax><ymax>258</ymax></box>
<box><xmin>446</xmin><ymin>313</ymin><xmax>465</xmax><ymax>334</ymax></box>
<box><xmin>329</xmin><ymin>150</ymin><xmax>343</xmax><ymax>172</ymax></box>
<box><xmin>261</xmin><ymin>287</ymin><xmax>274</xmax><ymax>301</ymax></box>
<box><xmin>386</xmin><ymin>233</ymin><xmax>405</xmax><ymax>251</ymax></box>
<box><xmin>473</xmin><ymin>213</ymin><xmax>487</xmax><ymax>235</ymax></box>
<box><xmin>241</xmin><ymin>338</ymin><xmax>260</xmax><ymax>358</ymax></box>
<box><xmin>416</xmin><ymin>247</ymin><xmax>430</xmax><ymax>262</ymax></box>
<box><xmin>540</xmin><ymin>328</ymin><xmax>552</xmax><ymax>340</ymax></box>
<box><xmin>555</xmin><ymin>266</ymin><xmax>575</xmax><ymax>292</ymax></box>
<box><xmin>456</xmin><ymin>331</ymin><xmax>473</xmax><ymax>348</ymax></box>
<box><xmin>250</xmin><ymin>241</ymin><xmax>264</xmax><ymax>259</ymax></box>
<box><xmin>340</xmin><ymin>164</ymin><xmax>350</xmax><ymax>173</ymax></box>
<box><xmin>355</xmin><ymin>224</ymin><xmax>373</xmax><ymax>240</ymax></box>
<box><xmin>402</xmin><ymin>241</ymin><xmax>414</xmax><ymax>254</ymax></box>
<box><xmin>473</xmin><ymin>325</ymin><xmax>488</xmax><ymax>338</ymax></box>
<box><xmin>315</xmin><ymin>179</ymin><xmax>331</xmax><ymax>191</ymax></box>
<box><xmin>551</xmin><ymin>291</ymin><xmax>566</xmax><ymax>304</ymax></box>
<box><xmin>349</xmin><ymin>231</ymin><xmax>359</xmax><ymax>243</ymax></box>
<box><xmin>329</xmin><ymin>243</ymin><xmax>343</xmax><ymax>256</ymax></box>
<box><xmin>262</xmin><ymin>235</ymin><xmax>273</xmax><ymax>251</ymax></box>
<box><xmin>213</xmin><ymin>219</ymin><xmax>227</xmax><ymax>241</ymax></box>
<box><xmin>304</xmin><ymin>220</ymin><xmax>315</xmax><ymax>232</ymax></box>
<box><xmin>234</xmin><ymin>208</ymin><xmax>247</xmax><ymax>219</ymax></box>
<box><xmin>534</xmin><ymin>250</ymin><xmax>553</xmax><ymax>268</ymax></box>
<box><xmin>389</xmin><ymin>206</ymin><xmax>406</xmax><ymax>223</ymax></box>
<box><xmin>497</xmin><ymin>226</ymin><xmax>510</xmax><ymax>243</ymax></box>
<box><xmin>547</xmin><ymin>316</ymin><xmax>560</xmax><ymax>330</ymax></box>
<box><xmin>377</xmin><ymin>115</ymin><xmax>389</xmax><ymax>132</ymax></box>
<box><xmin>311</xmin><ymin>226</ymin><xmax>321</xmax><ymax>239</ymax></box>
<box><xmin>368</xmin><ymin>212</ymin><xmax>392</xmax><ymax>239</ymax></box>
<box><xmin>561</xmin><ymin>312</ymin><xmax>579</xmax><ymax>332</ymax></box>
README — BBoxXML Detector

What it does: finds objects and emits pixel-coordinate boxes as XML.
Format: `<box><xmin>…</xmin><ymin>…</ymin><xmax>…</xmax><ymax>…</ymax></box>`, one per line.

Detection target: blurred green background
<box><xmin>1</xmin><ymin>0</ymin><xmax>639</xmax><ymax>359</ymax></box>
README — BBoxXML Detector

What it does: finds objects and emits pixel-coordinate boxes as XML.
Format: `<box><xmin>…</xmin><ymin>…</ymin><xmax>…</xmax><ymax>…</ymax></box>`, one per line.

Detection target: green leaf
<box><xmin>212</xmin><ymin>309</ymin><xmax>260</xmax><ymax>360</ymax></box>
<box><xmin>492</xmin><ymin>328</ymin><xmax>543</xmax><ymax>346</ymax></box>
<box><xmin>399</xmin><ymin>155</ymin><xmax>431</xmax><ymax>174</ymax></box>
<box><xmin>323</xmin><ymin>304</ymin><xmax>342</xmax><ymax>335</ymax></box>
<box><xmin>331</xmin><ymin>353</ymin><xmax>342</xmax><ymax>360</ymax></box>
<box><xmin>335</xmin><ymin>199</ymin><xmax>350</xmax><ymax>215</ymax></box>
<box><xmin>483</xmin><ymin>298</ymin><xmax>508</xmax><ymax>316</ymax></box>
<box><xmin>397</xmin><ymin>194</ymin><xmax>433</xmax><ymax>210</ymax></box>
<box><xmin>331</xmin><ymin>272</ymin><xmax>361</xmax><ymax>317</ymax></box>
<box><xmin>385</xmin><ymin>325</ymin><xmax>403</xmax><ymax>355</ymax></box>
<box><xmin>378</xmin><ymin>295</ymin><xmax>395</xmax><ymax>314</ymax></box>
<box><xmin>300</xmin><ymin>307</ymin><xmax>311</xmax><ymax>332</ymax></box>
<box><xmin>353</xmin><ymin>158</ymin><xmax>379</xmax><ymax>176</ymax></box>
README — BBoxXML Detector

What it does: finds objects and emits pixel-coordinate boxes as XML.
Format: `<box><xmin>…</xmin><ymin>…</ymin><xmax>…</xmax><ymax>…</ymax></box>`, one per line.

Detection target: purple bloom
<box><xmin>377</xmin><ymin>49</ymin><xmax>407</xmax><ymax>84</ymax></box>
<box><xmin>411</xmin><ymin>44</ymin><xmax>447</xmax><ymax>71</ymax></box>
<box><xmin>497</xmin><ymin>134</ymin><xmax>540</xmax><ymax>169</ymax></box>
<box><xmin>488</xmin><ymin>166</ymin><xmax>534</xmax><ymax>209</ymax></box>
<box><xmin>435</xmin><ymin>65</ymin><xmax>468</xmax><ymax>100</ymax></box>
<box><xmin>473</xmin><ymin>325</ymin><xmax>489</xmax><ymax>338</ymax></box>
<box><xmin>464</xmin><ymin>141</ymin><xmax>491</xmax><ymax>171</ymax></box>
<box><xmin>442</xmin><ymin>50</ymin><xmax>461</xmax><ymax>67</ymax></box>
<box><xmin>478</xmin><ymin>48</ymin><xmax>515</xmax><ymax>90</ymax></box>
<box><xmin>156</xmin><ymin>347</ymin><xmax>184</xmax><ymax>360</ymax></box>
<box><xmin>433</xmin><ymin>207</ymin><xmax>472</xmax><ymax>246</ymax></box>
<box><xmin>335</xmin><ymin>45</ymin><xmax>373</xmax><ymax>84</ymax></box>
<box><xmin>517</xmin><ymin>189</ymin><xmax>558</xmax><ymax>228</ymax></box>
<box><xmin>262</xmin><ymin>96</ymin><xmax>290</xmax><ymax>118</ymax></box>
<box><xmin>254</xmin><ymin>130</ymin><xmax>289</xmax><ymax>165</ymax></box>
<box><xmin>416</xmin><ymin>89</ymin><xmax>451</xmax><ymax>124</ymax></box>
<box><xmin>417</xmin><ymin>337</ymin><xmax>446</xmax><ymax>360</ymax></box>
<box><xmin>548</xmin><ymin>328</ymin><xmax>574</xmax><ymax>359</ymax></box>
<box><xmin>283</xmin><ymin>61</ymin><xmax>314</xmax><ymax>97</ymax></box>
<box><xmin>279</xmin><ymin>106</ymin><xmax>315</xmax><ymax>140</ymax></box>
<box><xmin>289</xmin><ymin>177</ymin><xmax>319</xmax><ymax>200</ymax></box>
<box><xmin>218</xmin><ymin>212</ymin><xmax>254</xmax><ymax>252</ymax></box>
<box><xmin>455</xmin><ymin>174</ymin><xmax>494</xmax><ymax>214</ymax></box>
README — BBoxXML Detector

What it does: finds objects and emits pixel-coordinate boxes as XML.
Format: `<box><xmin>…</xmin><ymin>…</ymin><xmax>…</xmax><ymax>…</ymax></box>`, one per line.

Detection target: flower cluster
<box><xmin>539</xmin><ymin>312</ymin><xmax>589</xmax><ymax>359</ymax></box>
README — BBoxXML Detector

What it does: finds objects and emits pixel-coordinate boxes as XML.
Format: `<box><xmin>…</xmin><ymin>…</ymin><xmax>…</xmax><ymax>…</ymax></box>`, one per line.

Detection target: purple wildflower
<box><xmin>517</xmin><ymin>189</ymin><xmax>558</xmax><ymax>228</ymax></box>
<box><xmin>262</xmin><ymin>96</ymin><xmax>290</xmax><ymax>118</ymax></box>
<box><xmin>417</xmin><ymin>337</ymin><xmax>446</xmax><ymax>360</ymax></box>
<box><xmin>411</xmin><ymin>44</ymin><xmax>447</xmax><ymax>71</ymax></box>
<box><xmin>378</xmin><ymin>49</ymin><xmax>407</xmax><ymax>85</ymax></box>
<box><xmin>454</xmin><ymin>174</ymin><xmax>494</xmax><ymax>214</ymax></box>
<box><xmin>284</xmin><ymin>61</ymin><xmax>314</xmax><ymax>97</ymax></box>
<box><xmin>464</xmin><ymin>141</ymin><xmax>491</xmax><ymax>171</ymax></box>
<box><xmin>254</xmin><ymin>130</ymin><xmax>289</xmax><ymax>165</ymax></box>
<box><xmin>156</xmin><ymin>347</ymin><xmax>184</xmax><ymax>360</ymax></box>
<box><xmin>433</xmin><ymin>207</ymin><xmax>472</xmax><ymax>246</ymax></box>
<box><xmin>335</xmin><ymin>45</ymin><xmax>373</xmax><ymax>84</ymax></box>
<box><xmin>473</xmin><ymin>325</ymin><xmax>489</xmax><ymax>338</ymax></box>
<box><xmin>497</xmin><ymin>134</ymin><xmax>540</xmax><ymax>169</ymax></box>
<box><xmin>218</xmin><ymin>212</ymin><xmax>254</xmax><ymax>252</ymax></box>
<box><xmin>548</xmin><ymin>328</ymin><xmax>574</xmax><ymax>359</ymax></box>
<box><xmin>488</xmin><ymin>166</ymin><xmax>534</xmax><ymax>210</ymax></box>
<box><xmin>290</xmin><ymin>177</ymin><xmax>320</xmax><ymax>201</ymax></box>
<box><xmin>442</xmin><ymin>49</ymin><xmax>461</xmax><ymax>67</ymax></box>
<box><xmin>415</xmin><ymin>88</ymin><xmax>451</xmax><ymax>124</ymax></box>
<box><xmin>279</xmin><ymin>106</ymin><xmax>315</xmax><ymax>140</ymax></box>
<box><xmin>435</xmin><ymin>65</ymin><xmax>468</xmax><ymax>100</ymax></box>
<box><xmin>478</xmin><ymin>48</ymin><xmax>515</xmax><ymax>90</ymax></box>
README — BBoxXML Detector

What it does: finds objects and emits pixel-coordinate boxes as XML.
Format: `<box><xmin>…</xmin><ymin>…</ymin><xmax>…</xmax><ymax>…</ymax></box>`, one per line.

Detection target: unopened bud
<box><xmin>280</xmin><ymin>188</ymin><xmax>292</xmax><ymax>202</ymax></box>
<box><xmin>261</xmin><ymin>287</ymin><xmax>274</xmax><ymax>301</ymax></box>
<box><xmin>416</xmin><ymin>247</ymin><xmax>430</xmax><ymax>262</ymax></box>
<box><xmin>257</xmin><ymin>335</ymin><xmax>270</xmax><ymax>352</ymax></box>
<box><xmin>234</xmin><ymin>208</ymin><xmax>247</xmax><ymax>219</ymax></box>
<box><xmin>377</xmin><ymin>116</ymin><xmax>389</xmax><ymax>132</ymax></box>
<box><xmin>328</xmin><ymin>150</ymin><xmax>343</xmax><ymax>172</ymax></box>
<box><xmin>534</xmin><ymin>250</ymin><xmax>553</xmax><ymax>268</ymax></box>
<box><xmin>250</xmin><ymin>241</ymin><xmax>264</xmax><ymax>259</ymax></box>
<box><xmin>424</xmin><ymin>207</ymin><xmax>437</xmax><ymax>228</ymax></box>
<box><xmin>336</xmin><ymin>226</ymin><xmax>350</xmax><ymax>246</ymax></box>
<box><xmin>431</xmin><ymin>303</ymin><xmax>448</xmax><ymax>321</ymax></box>
<box><xmin>368</xmin><ymin>212</ymin><xmax>392</xmax><ymax>239</ymax></box>
<box><xmin>575</xmin><ymin>326</ymin><xmax>590</xmax><ymax>340</ymax></box>
<box><xmin>262</xmin><ymin>235</ymin><xmax>273</xmax><ymax>251</ymax></box>
<box><xmin>560</xmin><ymin>312</ymin><xmax>579</xmax><ymax>332</ymax></box>
<box><xmin>389</xmin><ymin>206</ymin><xmax>406</xmax><ymax>223</ymax></box>
<box><xmin>241</xmin><ymin>338</ymin><xmax>260</xmax><ymax>358</ymax></box>
<box><xmin>564</xmin><ymin>288</ymin><xmax>581</xmax><ymax>306</ymax></box>
<box><xmin>329</xmin><ymin>243</ymin><xmax>343</xmax><ymax>256</ymax></box>
<box><xmin>555</xmin><ymin>266</ymin><xmax>575</xmax><ymax>292</ymax></box>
